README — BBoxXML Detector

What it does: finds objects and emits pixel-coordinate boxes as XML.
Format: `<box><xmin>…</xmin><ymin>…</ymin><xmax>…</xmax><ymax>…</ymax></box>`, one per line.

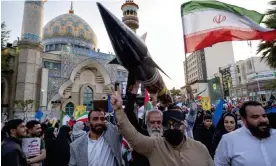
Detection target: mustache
<box><xmin>151</xmin><ymin>128</ymin><xmax>162</xmax><ymax>132</ymax></box>
<box><xmin>258</xmin><ymin>123</ymin><xmax>269</xmax><ymax>127</ymax></box>
<box><xmin>95</xmin><ymin>124</ymin><xmax>104</xmax><ymax>127</ymax></box>
<box><xmin>90</xmin><ymin>124</ymin><xmax>105</xmax><ymax>129</ymax></box>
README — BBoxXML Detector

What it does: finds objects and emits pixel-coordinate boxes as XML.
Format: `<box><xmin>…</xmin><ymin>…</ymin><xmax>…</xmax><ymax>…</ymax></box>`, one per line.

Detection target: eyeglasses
<box><xmin>163</xmin><ymin>121</ymin><xmax>182</xmax><ymax>130</ymax></box>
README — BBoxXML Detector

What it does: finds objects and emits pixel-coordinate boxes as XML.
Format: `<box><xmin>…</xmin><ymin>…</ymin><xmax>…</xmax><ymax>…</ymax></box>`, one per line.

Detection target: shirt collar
<box><xmin>87</xmin><ymin>132</ymin><xmax>104</xmax><ymax>142</ymax></box>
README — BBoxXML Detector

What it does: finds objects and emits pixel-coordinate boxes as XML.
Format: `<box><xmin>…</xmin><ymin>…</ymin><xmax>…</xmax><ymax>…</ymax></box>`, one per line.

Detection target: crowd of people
<box><xmin>1</xmin><ymin>82</ymin><xmax>276</xmax><ymax>166</ymax></box>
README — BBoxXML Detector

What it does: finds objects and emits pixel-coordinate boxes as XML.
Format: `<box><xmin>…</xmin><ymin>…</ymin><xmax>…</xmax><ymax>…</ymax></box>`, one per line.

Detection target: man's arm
<box><xmin>186</xmin><ymin>102</ymin><xmax>198</xmax><ymax>128</ymax></box>
<box><xmin>125</xmin><ymin>91</ymin><xmax>147</xmax><ymax>135</ymax></box>
<box><xmin>69</xmin><ymin>145</ymin><xmax>77</xmax><ymax>166</ymax></box>
<box><xmin>214</xmin><ymin>136</ymin><xmax>231</xmax><ymax>166</ymax></box>
<box><xmin>185</xmin><ymin>85</ymin><xmax>198</xmax><ymax>138</ymax></box>
<box><xmin>116</xmin><ymin>109</ymin><xmax>155</xmax><ymax>156</ymax></box>
<box><xmin>29</xmin><ymin>149</ymin><xmax>46</xmax><ymax>164</ymax></box>
<box><xmin>29</xmin><ymin>139</ymin><xmax>46</xmax><ymax>164</ymax></box>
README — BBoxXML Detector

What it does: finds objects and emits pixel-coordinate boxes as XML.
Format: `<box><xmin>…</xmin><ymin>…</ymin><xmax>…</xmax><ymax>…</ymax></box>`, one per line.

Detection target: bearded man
<box><xmin>111</xmin><ymin>91</ymin><xmax>213</xmax><ymax>166</ymax></box>
<box><xmin>215</xmin><ymin>101</ymin><xmax>276</xmax><ymax>166</ymax></box>
<box><xmin>124</xmin><ymin>81</ymin><xmax>162</xmax><ymax>166</ymax></box>
<box><xmin>69</xmin><ymin>108</ymin><xmax>122</xmax><ymax>166</ymax></box>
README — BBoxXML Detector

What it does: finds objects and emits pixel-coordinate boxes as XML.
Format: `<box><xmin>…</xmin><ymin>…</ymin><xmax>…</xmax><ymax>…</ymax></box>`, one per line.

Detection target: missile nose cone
<box><xmin>96</xmin><ymin>2</ymin><xmax>106</xmax><ymax>15</ymax></box>
<box><xmin>97</xmin><ymin>2</ymin><xmax>147</xmax><ymax>70</ymax></box>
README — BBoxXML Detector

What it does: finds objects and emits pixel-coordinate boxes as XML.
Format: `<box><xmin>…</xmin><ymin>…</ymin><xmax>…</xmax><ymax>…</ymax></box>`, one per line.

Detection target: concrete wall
<box><xmin>204</xmin><ymin>42</ymin><xmax>235</xmax><ymax>79</ymax></box>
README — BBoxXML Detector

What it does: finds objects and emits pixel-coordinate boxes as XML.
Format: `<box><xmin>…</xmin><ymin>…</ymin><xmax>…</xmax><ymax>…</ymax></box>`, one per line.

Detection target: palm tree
<box><xmin>257</xmin><ymin>1</ymin><xmax>276</xmax><ymax>69</ymax></box>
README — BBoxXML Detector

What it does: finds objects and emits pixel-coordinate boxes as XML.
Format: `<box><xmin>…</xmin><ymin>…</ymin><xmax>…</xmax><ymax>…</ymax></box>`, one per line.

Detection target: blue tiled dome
<box><xmin>43</xmin><ymin>13</ymin><xmax>97</xmax><ymax>50</ymax></box>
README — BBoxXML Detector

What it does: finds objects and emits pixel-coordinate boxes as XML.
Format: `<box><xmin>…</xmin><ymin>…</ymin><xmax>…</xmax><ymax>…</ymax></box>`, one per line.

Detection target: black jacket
<box><xmin>44</xmin><ymin>138</ymin><xmax>57</xmax><ymax>166</ymax></box>
<box><xmin>194</xmin><ymin>124</ymin><xmax>214</xmax><ymax>155</ymax></box>
<box><xmin>1</xmin><ymin>137</ymin><xmax>27</xmax><ymax>166</ymax></box>
<box><xmin>125</xmin><ymin>92</ymin><xmax>150</xmax><ymax>166</ymax></box>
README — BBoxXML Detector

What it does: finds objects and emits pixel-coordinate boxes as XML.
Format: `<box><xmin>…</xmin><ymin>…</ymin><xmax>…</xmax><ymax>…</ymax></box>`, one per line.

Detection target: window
<box><xmin>44</xmin><ymin>61</ymin><xmax>61</xmax><ymax>70</ymax></box>
<box><xmin>65</xmin><ymin>102</ymin><xmax>74</xmax><ymax>117</ymax></box>
<box><xmin>247</xmin><ymin>61</ymin><xmax>252</xmax><ymax>69</ymax></box>
<box><xmin>53</xmin><ymin>26</ymin><xmax>59</xmax><ymax>34</ymax></box>
<box><xmin>83</xmin><ymin>87</ymin><xmax>93</xmax><ymax>111</ymax></box>
<box><xmin>79</xmin><ymin>29</ymin><xmax>85</xmax><ymax>38</ymax></box>
<box><xmin>237</xmin><ymin>66</ymin><xmax>240</xmax><ymax>73</ymax></box>
<box><xmin>66</xmin><ymin>26</ymin><xmax>73</xmax><ymax>35</ymax></box>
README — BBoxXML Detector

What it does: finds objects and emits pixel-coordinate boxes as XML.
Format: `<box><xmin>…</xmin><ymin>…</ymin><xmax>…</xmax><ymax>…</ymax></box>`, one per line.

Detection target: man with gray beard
<box><xmin>145</xmin><ymin>109</ymin><xmax>163</xmax><ymax>137</ymax></box>
<box><xmin>124</xmin><ymin>81</ymin><xmax>159</xmax><ymax>166</ymax></box>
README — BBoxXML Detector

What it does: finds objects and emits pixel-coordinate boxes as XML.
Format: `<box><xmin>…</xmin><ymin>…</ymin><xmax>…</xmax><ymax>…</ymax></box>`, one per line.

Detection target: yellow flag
<box><xmin>74</xmin><ymin>105</ymin><xmax>87</xmax><ymax>120</ymax></box>
<box><xmin>201</xmin><ymin>96</ymin><xmax>211</xmax><ymax>111</ymax></box>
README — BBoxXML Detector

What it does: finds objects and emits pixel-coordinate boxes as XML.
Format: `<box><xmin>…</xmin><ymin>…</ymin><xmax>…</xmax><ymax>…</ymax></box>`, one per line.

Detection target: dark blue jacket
<box><xmin>1</xmin><ymin>137</ymin><xmax>27</xmax><ymax>166</ymax></box>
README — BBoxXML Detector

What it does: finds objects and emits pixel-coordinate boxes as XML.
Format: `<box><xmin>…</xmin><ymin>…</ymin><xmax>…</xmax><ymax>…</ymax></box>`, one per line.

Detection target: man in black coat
<box><xmin>124</xmin><ymin>81</ymin><xmax>150</xmax><ymax>166</ymax></box>
<box><xmin>194</xmin><ymin>114</ymin><xmax>214</xmax><ymax>155</ymax></box>
<box><xmin>1</xmin><ymin>119</ymin><xmax>28</xmax><ymax>166</ymax></box>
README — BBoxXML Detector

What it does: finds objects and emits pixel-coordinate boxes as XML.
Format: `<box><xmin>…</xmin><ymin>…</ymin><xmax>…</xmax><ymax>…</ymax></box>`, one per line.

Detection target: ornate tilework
<box><xmin>25</xmin><ymin>1</ymin><xmax>44</xmax><ymax>8</ymax></box>
<box><xmin>22</xmin><ymin>33</ymin><xmax>41</xmax><ymax>42</ymax></box>
<box><xmin>43</xmin><ymin>13</ymin><xmax>97</xmax><ymax>48</ymax></box>
<box><xmin>47</xmin><ymin>77</ymin><xmax>68</xmax><ymax>102</ymax></box>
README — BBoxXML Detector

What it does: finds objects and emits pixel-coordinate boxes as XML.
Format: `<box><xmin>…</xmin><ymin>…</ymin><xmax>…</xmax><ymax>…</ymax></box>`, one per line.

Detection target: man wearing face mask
<box><xmin>69</xmin><ymin>108</ymin><xmax>122</xmax><ymax>166</ymax></box>
<box><xmin>215</xmin><ymin>101</ymin><xmax>276</xmax><ymax>166</ymax></box>
<box><xmin>111</xmin><ymin>92</ymin><xmax>214</xmax><ymax>166</ymax></box>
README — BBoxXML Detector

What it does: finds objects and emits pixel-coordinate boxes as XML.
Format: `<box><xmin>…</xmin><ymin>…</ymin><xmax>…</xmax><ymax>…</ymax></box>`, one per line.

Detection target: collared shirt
<box><xmin>215</xmin><ymin>126</ymin><xmax>276</xmax><ymax>166</ymax></box>
<box><xmin>87</xmin><ymin>133</ymin><xmax>116</xmax><ymax>166</ymax></box>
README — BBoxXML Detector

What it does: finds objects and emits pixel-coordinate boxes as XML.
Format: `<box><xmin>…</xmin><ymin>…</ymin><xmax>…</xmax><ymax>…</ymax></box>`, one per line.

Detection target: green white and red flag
<box><xmin>181</xmin><ymin>0</ymin><xmax>276</xmax><ymax>53</ymax></box>
<box><xmin>144</xmin><ymin>89</ymin><xmax>152</xmax><ymax>111</ymax></box>
<box><xmin>76</xmin><ymin>112</ymin><xmax>89</xmax><ymax>122</ymax></box>
<box><xmin>60</xmin><ymin>111</ymin><xmax>74</xmax><ymax>127</ymax></box>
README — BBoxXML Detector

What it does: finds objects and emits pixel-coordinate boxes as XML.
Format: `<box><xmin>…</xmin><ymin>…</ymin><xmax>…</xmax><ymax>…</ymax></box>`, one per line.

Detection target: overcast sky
<box><xmin>1</xmin><ymin>0</ymin><xmax>271</xmax><ymax>89</ymax></box>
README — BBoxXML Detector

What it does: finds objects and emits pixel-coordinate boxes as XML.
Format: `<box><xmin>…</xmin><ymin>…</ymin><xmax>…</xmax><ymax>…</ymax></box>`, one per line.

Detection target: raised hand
<box><xmin>111</xmin><ymin>91</ymin><xmax>123</xmax><ymax>111</ymax></box>
<box><xmin>129</xmin><ymin>80</ymin><xmax>141</xmax><ymax>94</ymax></box>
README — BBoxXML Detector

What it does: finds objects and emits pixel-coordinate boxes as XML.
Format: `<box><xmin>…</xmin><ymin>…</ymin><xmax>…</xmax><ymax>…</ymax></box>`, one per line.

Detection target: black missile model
<box><xmin>97</xmin><ymin>2</ymin><xmax>172</xmax><ymax>105</ymax></box>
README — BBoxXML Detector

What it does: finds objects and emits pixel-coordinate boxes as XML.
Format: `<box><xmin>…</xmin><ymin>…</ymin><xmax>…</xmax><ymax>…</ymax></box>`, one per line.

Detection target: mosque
<box><xmin>1</xmin><ymin>0</ymin><xmax>141</xmax><ymax>120</ymax></box>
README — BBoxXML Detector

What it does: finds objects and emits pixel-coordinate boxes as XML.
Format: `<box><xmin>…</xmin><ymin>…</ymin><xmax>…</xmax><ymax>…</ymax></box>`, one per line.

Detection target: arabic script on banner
<box><xmin>22</xmin><ymin>138</ymin><xmax>41</xmax><ymax>157</ymax></box>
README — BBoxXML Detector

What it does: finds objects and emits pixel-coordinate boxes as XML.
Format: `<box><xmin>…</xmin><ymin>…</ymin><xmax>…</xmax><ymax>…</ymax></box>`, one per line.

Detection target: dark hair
<box><xmin>167</xmin><ymin>103</ymin><xmax>181</xmax><ymax>110</ymax></box>
<box><xmin>26</xmin><ymin>120</ymin><xmax>40</xmax><ymax>129</ymax></box>
<box><xmin>88</xmin><ymin>108</ymin><xmax>105</xmax><ymax>120</ymax></box>
<box><xmin>44</xmin><ymin>127</ymin><xmax>55</xmax><ymax>140</ymax></box>
<box><xmin>203</xmin><ymin>114</ymin><xmax>212</xmax><ymax>120</ymax></box>
<box><xmin>216</xmin><ymin>112</ymin><xmax>238</xmax><ymax>134</ymax></box>
<box><xmin>5</xmin><ymin>119</ymin><xmax>24</xmax><ymax>135</ymax></box>
<box><xmin>57</xmin><ymin>125</ymin><xmax>71</xmax><ymax>142</ymax></box>
<box><xmin>239</xmin><ymin>101</ymin><xmax>262</xmax><ymax>118</ymax></box>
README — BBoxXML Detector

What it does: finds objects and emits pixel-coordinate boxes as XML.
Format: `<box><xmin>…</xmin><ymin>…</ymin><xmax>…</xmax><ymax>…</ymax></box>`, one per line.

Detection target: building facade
<box><xmin>231</xmin><ymin>56</ymin><xmax>276</xmax><ymax>102</ymax></box>
<box><xmin>204</xmin><ymin>42</ymin><xmax>235</xmax><ymax>79</ymax></box>
<box><xmin>183</xmin><ymin>50</ymin><xmax>209</xmax><ymax>96</ymax></box>
<box><xmin>1</xmin><ymin>1</ymin><xmax>144</xmax><ymax>120</ymax></box>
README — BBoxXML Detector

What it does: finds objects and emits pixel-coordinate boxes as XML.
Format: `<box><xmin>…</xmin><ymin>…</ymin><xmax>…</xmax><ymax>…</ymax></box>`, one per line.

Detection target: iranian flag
<box><xmin>60</xmin><ymin>111</ymin><xmax>74</xmax><ymax>127</ymax></box>
<box><xmin>76</xmin><ymin>112</ymin><xmax>89</xmax><ymax>122</ymax></box>
<box><xmin>181</xmin><ymin>0</ymin><xmax>276</xmax><ymax>53</ymax></box>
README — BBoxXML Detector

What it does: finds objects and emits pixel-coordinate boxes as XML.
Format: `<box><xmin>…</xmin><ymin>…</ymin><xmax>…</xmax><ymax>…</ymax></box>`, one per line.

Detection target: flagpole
<box><xmin>181</xmin><ymin>8</ymin><xmax>189</xmax><ymax>86</ymax></box>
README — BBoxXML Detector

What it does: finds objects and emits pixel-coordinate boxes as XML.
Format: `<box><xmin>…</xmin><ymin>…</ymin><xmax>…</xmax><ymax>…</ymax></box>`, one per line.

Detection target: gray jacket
<box><xmin>69</xmin><ymin>122</ymin><xmax>122</xmax><ymax>166</ymax></box>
